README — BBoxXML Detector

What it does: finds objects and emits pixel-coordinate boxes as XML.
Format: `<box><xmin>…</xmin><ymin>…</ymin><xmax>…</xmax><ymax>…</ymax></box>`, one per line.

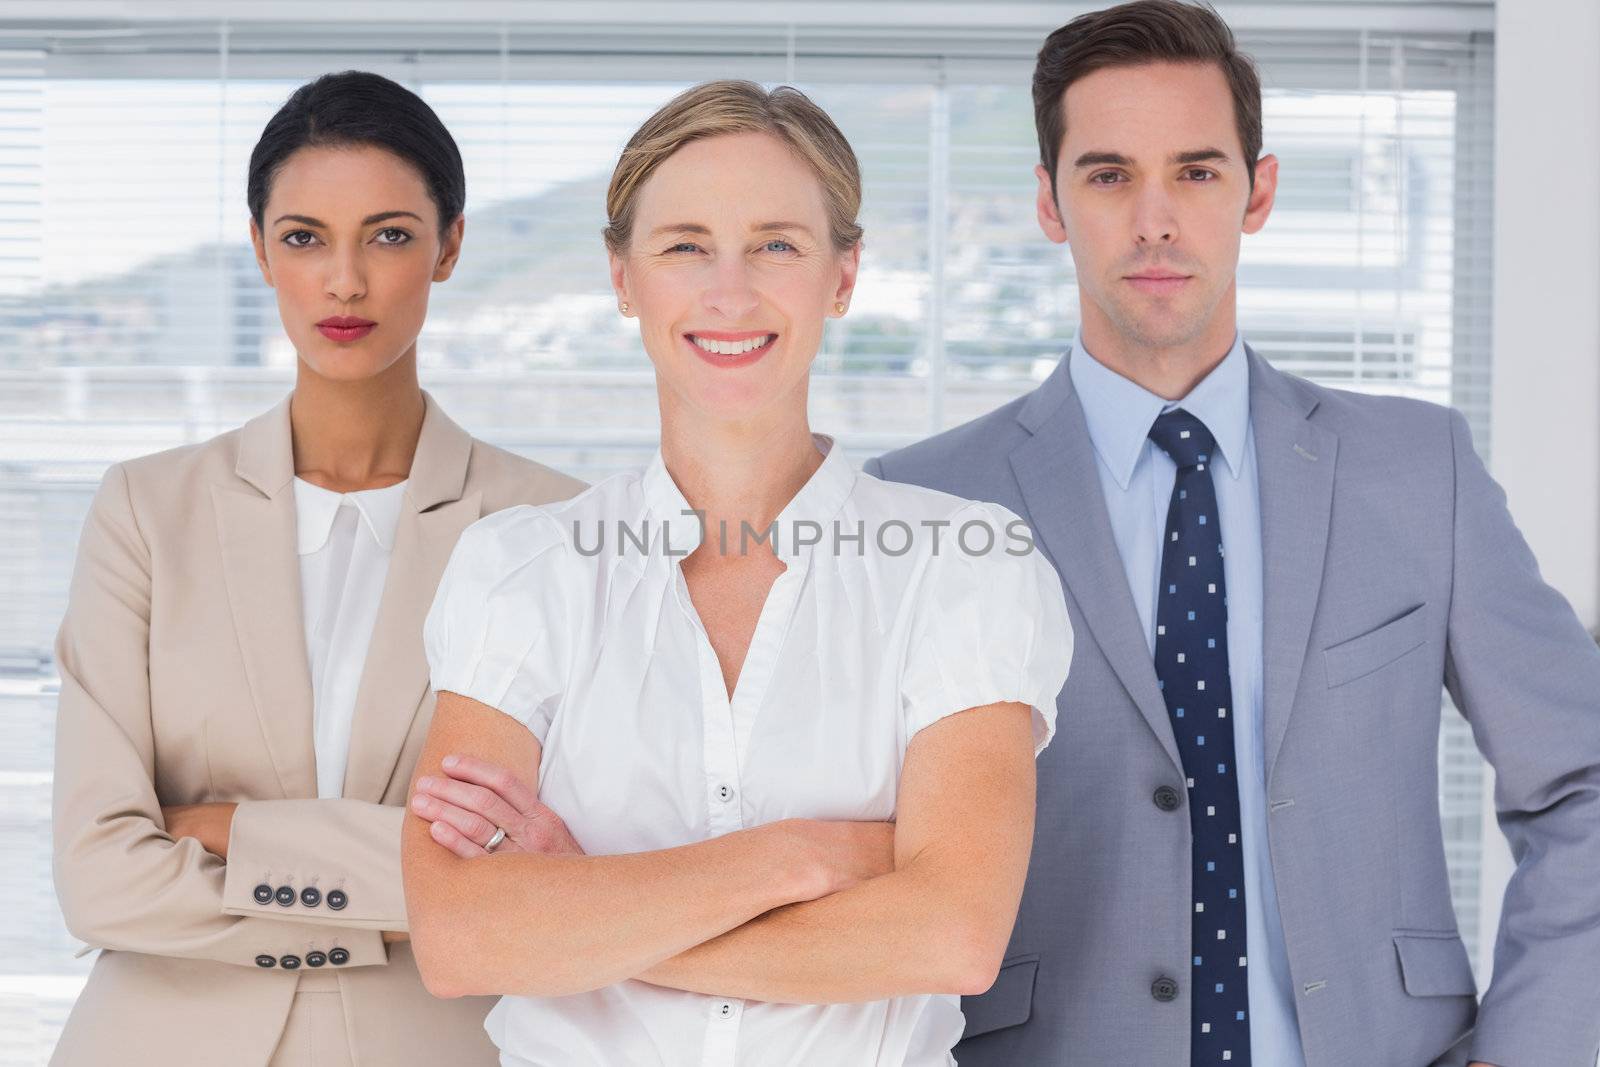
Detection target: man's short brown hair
<box><xmin>1033</xmin><ymin>0</ymin><xmax>1263</xmax><ymax>194</ymax></box>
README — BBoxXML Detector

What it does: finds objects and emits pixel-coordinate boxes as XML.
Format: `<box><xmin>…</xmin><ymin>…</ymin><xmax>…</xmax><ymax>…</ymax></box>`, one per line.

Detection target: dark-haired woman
<box><xmin>49</xmin><ymin>70</ymin><xmax>581</xmax><ymax>1067</ymax></box>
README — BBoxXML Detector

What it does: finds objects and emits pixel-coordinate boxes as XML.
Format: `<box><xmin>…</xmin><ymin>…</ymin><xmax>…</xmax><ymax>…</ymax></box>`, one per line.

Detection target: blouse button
<box><xmin>715</xmin><ymin>784</ymin><xmax>734</xmax><ymax>803</ymax></box>
<box><xmin>718</xmin><ymin>1002</ymin><xmax>734</xmax><ymax>1018</ymax></box>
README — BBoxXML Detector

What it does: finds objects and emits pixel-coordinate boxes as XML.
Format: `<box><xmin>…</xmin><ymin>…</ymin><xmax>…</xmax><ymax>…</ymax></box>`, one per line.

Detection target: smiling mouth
<box><xmin>687</xmin><ymin>333</ymin><xmax>778</xmax><ymax>356</ymax></box>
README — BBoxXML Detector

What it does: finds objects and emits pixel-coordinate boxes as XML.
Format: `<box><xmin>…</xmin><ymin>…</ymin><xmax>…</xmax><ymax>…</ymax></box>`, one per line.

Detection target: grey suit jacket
<box><xmin>865</xmin><ymin>347</ymin><xmax>1600</xmax><ymax>1066</ymax></box>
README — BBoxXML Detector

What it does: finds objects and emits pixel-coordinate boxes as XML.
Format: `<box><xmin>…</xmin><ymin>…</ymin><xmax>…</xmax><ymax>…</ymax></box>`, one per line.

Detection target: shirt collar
<box><xmin>293</xmin><ymin>477</ymin><xmax>409</xmax><ymax>555</ymax></box>
<box><xmin>1068</xmin><ymin>330</ymin><xmax>1250</xmax><ymax>490</ymax></box>
<box><xmin>640</xmin><ymin>433</ymin><xmax>855</xmax><ymax>563</ymax></box>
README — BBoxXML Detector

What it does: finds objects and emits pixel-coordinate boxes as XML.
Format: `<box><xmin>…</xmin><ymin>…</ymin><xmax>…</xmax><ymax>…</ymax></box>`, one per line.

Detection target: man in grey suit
<box><xmin>865</xmin><ymin>2</ymin><xmax>1600</xmax><ymax>1064</ymax></box>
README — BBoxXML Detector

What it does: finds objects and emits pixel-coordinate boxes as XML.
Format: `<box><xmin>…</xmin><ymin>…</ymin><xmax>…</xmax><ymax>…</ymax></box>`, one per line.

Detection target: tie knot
<box><xmin>1148</xmin><ymin>408</ymin><xmax>1216</xmax><ymax>470</ymax></box>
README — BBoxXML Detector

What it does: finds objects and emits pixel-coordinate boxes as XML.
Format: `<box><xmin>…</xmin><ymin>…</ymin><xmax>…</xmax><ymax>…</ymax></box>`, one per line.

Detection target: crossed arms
<box><xmin>401</xmin><ymin>689</ymin><xmax>1039</xmax><ymax>1003</ymax></box>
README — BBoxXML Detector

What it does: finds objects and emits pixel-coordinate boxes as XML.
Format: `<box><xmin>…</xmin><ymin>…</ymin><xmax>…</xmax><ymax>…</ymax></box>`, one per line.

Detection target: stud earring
<box><xmin>620</xmin><ymin>301</ymin><xmax>629</xmax><ymax>314</ymax></box>
<box><xmin>834</xmin><ymin>301</ymin><xmax>846</xmax><ymax>314</ymax></box>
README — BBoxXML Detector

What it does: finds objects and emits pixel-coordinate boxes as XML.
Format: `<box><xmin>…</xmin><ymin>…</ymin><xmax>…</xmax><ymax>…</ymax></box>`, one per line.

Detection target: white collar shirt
<box><xmin>293</xmin><ymin>476</ymin><xmax>408</xmax><ymax>800</ymax></box>
<box><xmin>424</xmin><ymin>434</ymin><xmax>1074</xmax><ymax>1067</ymax></box>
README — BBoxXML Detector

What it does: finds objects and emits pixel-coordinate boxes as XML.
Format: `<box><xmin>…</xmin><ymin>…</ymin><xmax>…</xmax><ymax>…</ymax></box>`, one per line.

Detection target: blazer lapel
<box><xmin>1249</xmin><ymin>347</ymin><xmax>1339</xmax><ymax>782</ymax></box>
<box><xmin>1009</xmin><ymin>358</ymin><xmax>1184</xmax><ymax>776</ymax></box>
<box><xmin>212</xmin><ymin>395</ymin><xmax>318</xmax><ymax>800</ymax></box>
<box><xmin>341</xmin><ymin>394</ymin><xmax>481</xmax><ymax>801</ymax></box>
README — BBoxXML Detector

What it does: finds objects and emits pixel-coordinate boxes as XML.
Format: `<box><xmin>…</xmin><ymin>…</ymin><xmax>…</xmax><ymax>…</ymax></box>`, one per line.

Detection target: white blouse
<box><xmin>423</xmin><ymin>435</ymin><xmax>1073</xmax><ymax>1067</ymax></box>
<box><xmin>294</xmin><ymin>476</ymin><xmax>407</xmax><ymax>800</ymax></box>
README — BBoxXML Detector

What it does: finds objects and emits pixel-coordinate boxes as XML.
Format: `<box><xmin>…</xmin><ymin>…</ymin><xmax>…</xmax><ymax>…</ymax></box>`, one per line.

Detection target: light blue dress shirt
<box><xmin>1069</xmin><ymin>331</ymin><xmax>1306</xmax><ymax>1066</ymax></box>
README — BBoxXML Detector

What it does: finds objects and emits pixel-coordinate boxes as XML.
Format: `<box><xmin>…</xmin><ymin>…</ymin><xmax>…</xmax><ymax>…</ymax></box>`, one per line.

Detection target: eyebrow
<box><xmin>646</xmin><ymin>221</ymin><xmax>817</xmax><ymax>239</ymax></box>
<box><xmin>754</xmin><ymin>221</ymin><xmax>816</xmax><ymax>236</ymax></box>
<box><xmin>648</xmin><ymin>223</ymin><xmax>710</xmax><ymax>239</ymax></box>
<box><xmin>1072</xmin><ymin>148</ymin><xmax>1233</xmax><ymax>169</ymax></box>
<box><xmin>271</xmin><ymin>210</ymin><xmax>425</xmax><ymax>227</ymax></box>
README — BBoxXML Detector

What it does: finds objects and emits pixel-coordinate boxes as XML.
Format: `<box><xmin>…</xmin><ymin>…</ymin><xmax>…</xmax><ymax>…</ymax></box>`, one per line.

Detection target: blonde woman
<box><xmin>402</xmin><ymin>81</ymin><xmax>1072</xmax><ymax>1066</ymax></box>
<box><xmin>50</xmin><ymin>71</ymin><xmax>581</xmax><ymax>1067</ymax></box>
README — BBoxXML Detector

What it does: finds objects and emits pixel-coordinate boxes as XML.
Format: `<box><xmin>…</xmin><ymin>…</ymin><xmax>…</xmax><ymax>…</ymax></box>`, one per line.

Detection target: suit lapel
<box><xmin>1010</xmin><ymin>359</ymin><xmax>1184</xmax><ymax>776</ymax></box>
<box><xmin>340</xmin><ymin>495</ymin><xmax>480</xmax><ymax>800</ymax></box>
<box><xmin>341</xmin><ymin>394</ymin><xmax>480</xmax><ymax>800</ymax></box>
<box><xmin>213</xmin><ymin>396</ymin><xmax>317</xmax><ymax>799</ymax></box>
<box><xmin>1249</xmin><ymin>348</ymin><xmax>1339</xmax><ymax>782</ymax></box>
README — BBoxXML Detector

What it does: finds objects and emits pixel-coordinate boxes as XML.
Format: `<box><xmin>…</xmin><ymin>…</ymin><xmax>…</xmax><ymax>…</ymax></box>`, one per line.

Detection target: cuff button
<box><xmin>254</xmin><ymin>954</ymin><xmax>276</xmax><ymax>968</ymax></box>
<box><xmin>300</xmin><ymin>887</ymin><xmax>322</xmax><ymax>908</ymax></box>
<box><xmin>328</xmin><ymin>947</ymin><xmax>350</xmax><ymax>966</ymax></box>
<box><xmin>306</xmin><ymin>951</ymin><xmax>327</xmax><ymax>968</ymax></box>
<box><xmin>274</xmin><ymin>885</ymin><xmax>296</xmax><ymax>907</ymax></box>
<box><xmin>253</xmin><ymin>884</ymin><xmax>273</xmax><ymax>905</ymax></box>
<box><xmin>326</xmin><ymin>889</ymin><xmax>347</xmax><ymax>911</ymax></box>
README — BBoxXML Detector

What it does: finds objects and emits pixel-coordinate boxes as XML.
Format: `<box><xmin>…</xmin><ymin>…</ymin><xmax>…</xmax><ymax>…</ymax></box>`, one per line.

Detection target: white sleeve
<box><xmin>423</xmin><ymin>506</ymin><xmax>572</xmax><ymax>742</ymax></box>
<box><xmin>899</xmin><ymin>502</ymin><xmax>1074</xmax><ymax>755</ymax></box>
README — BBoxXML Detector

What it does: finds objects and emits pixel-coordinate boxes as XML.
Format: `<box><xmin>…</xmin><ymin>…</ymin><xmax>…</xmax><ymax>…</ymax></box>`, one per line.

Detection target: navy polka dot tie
<box><xmin>1149</xmin><ymin>409</ymin><xmax>1251</xmax><ymax>1066</ymax></box>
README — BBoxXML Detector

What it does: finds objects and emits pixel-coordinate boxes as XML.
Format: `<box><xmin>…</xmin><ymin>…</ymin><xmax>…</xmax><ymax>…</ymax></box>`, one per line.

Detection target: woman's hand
<box><xmin>410</xmin><ymin>754</ymin><xmax>584</xmax><ymax>859</ymax></box>
<box><xmin>160</xmin><ymin>802</ymin><xmax>237</xmax><ymax>860</ymax></box>
<box><xmin>409</xmin><ymin>757</ymin><xmax>896</xmax><ymax>899</ymax></box>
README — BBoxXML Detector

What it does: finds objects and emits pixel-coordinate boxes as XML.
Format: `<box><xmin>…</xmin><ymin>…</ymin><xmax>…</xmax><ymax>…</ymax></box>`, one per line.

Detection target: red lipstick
<box><xmin>317</xmin><ymin>316</ymin><xmax>376</xmax><ymax>343</ymax></box>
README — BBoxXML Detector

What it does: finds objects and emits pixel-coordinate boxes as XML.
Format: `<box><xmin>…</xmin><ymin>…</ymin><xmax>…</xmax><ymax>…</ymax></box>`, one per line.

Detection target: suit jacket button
<box><xmin>253</xmin><ymin>884</ymin><xmax>274</xmax><ymax>905</ymax></box>
<box><xmin>1151</xmin><ymin>976</ymin><xmax>1179</xmax><ymax>1002</ymax></box>
<box><xmin>300</xmin><ymin>887</ymin><xmax>322</xmax><ymax>908</ymax></box>
<box><xmin>326</xmin><ymin>889</ymin><xmax>348</xmax><ymax>911</ymax></box>
<box><xmin>255</xmin><ymin>954</ymin><xmax>276</xmax><ymax>968</ymax></box>
<box><xmin>328</xmin><ymin>947</ymin><xmax>350</xmax><ymax>966</ymax></box>
<box><xmin>1153</xmin><ymin>786</ymin><xmax>1182</xmax><ymax>812</ymax></box>
<box><xmin>280</xmin><ymin>955</ymin><xmax>301</xmax><ymax>970</ymax></box>
<box><xmin>306</xmin><ymin>951</ymin><xmax>327</xmax><ymax>968</ymax></box>
<box><xmin>274</xmin><ymin>885</ymin><xmax>296</xmax><ymax>907</ymax></box>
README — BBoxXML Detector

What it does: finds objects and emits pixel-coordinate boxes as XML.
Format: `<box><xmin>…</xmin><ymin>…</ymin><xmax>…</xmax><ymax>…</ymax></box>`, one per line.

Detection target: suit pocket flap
<box><xmin>1324</xmin><ymin>603</ymin><xmax>1428</xmax><ymax>688</ymax></box>
<box><xmin>1393</xmin><ymin>932</ymin><xmax>1476</xmax><ymax>997</ymax></box>
<box><xmin>961</xmin><ymin>955</ymin><xmax>1039</xmax><ymax>1039</ymax></box>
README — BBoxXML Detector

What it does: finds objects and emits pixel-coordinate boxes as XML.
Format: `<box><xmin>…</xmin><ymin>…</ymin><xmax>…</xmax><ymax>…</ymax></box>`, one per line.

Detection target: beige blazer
<box><xmin>50</xmin><ymin>391</ymin><xmax>584</xmax><ymax>1066</ymax></box>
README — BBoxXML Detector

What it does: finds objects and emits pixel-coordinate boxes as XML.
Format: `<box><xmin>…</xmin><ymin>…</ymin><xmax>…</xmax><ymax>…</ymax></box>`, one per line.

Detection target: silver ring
<box><xmin>484</xmin><ymin>826</ymin><xmax>507</xmax><ymax>853</ymax></box>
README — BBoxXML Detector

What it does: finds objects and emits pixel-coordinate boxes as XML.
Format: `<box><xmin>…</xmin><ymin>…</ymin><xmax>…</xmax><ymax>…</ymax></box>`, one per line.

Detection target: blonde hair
<box><xmin>603</xmin><ymin>80</ymin><xmax>864</xmax><ymax>254</ymax></box>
